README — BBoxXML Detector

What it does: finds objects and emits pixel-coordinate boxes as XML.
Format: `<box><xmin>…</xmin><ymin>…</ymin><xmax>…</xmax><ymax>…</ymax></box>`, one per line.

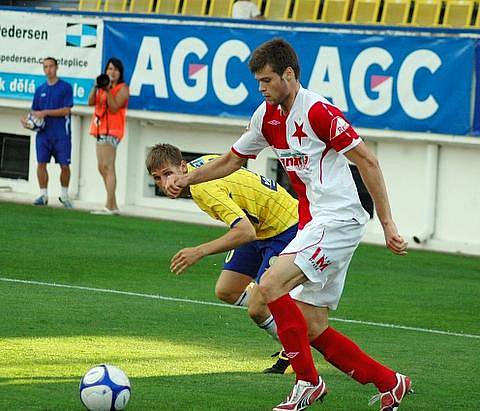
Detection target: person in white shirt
<box><xmin>232</xmin><ymin>0</ymin><xmax>264</xmax><ymax>19</ymax></box>
<box><xmin>165</xmin><ymin>38</ymin><xmax>412</xmax><ymax>411</ymax></box>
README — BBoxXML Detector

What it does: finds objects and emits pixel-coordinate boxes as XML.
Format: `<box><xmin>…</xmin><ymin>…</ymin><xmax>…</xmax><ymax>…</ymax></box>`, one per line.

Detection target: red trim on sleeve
<box><xmin>231</xmin><ymin>146</ymin><xmax>257</xmax><ymax>159</ymax></box>
<box><xmin>308</xmin><ymin>102</ymin><xmax>359</xmax><ymax>153</ymax></box>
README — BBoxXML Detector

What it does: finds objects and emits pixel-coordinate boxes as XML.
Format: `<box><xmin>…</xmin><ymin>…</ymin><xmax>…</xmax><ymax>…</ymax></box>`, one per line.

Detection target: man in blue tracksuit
<box><xmin>21</xmin><ymin>57</ymin><xmax>74</xmax><ymax>208</ymax></box>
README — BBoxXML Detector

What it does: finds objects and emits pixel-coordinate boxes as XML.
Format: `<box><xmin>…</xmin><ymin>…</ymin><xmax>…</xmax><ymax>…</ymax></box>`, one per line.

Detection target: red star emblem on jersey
<box><xmin>292</xmin><ymin>121</ymin><xmax>308</xmax><ymax>145</ymax></box>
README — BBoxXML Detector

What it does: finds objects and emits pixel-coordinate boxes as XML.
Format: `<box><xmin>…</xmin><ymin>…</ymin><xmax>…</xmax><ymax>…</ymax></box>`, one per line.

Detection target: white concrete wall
<box><xmin>1</xmin><ymin>99</ymin><xmax>480</xmax><ymax>255</ymax></box>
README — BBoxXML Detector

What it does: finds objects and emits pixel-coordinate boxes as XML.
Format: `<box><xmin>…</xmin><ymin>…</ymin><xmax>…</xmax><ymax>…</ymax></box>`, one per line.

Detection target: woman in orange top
<box><xmin>88</xmin><ymin>58</ymin><xmax>129</xmax><ymax>215</ymax></box>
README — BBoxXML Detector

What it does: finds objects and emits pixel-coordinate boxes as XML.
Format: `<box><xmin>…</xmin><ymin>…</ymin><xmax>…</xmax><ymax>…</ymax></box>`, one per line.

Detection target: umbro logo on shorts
<box><xmin>268</xmin><ymin>120</ymin><xmax>281</xmax><ymax>126</ymax></box>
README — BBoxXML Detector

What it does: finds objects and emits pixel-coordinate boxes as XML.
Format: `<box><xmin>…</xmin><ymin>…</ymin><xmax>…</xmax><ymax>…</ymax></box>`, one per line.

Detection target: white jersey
<box><xmin>232</xmin><ymin>1</ymin><xmax>261</xmax><ymax>18</ymax></box>
<box><xmin>232</xmin><ymin>86</ymin><xmax>369</xmax><ymax>229</ymax></box>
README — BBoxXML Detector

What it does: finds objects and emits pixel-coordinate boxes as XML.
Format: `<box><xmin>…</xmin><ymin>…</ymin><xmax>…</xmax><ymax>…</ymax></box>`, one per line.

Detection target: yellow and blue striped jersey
<box><xmin>188</xmin><ymin>155</ymin><xmax>298</xmax><ymax>240</ymax></box>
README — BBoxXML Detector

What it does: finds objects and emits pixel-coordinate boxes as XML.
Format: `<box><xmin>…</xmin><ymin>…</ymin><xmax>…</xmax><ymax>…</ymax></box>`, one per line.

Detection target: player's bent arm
<box><xmin>344</xmin><ymin>142</ymin><xmax>393</xmax><ymax>227</ymax></box>
<box><xmin>170</xmin><ymin>218</ymin><xmax>256</xmax><ymax>275</ymax></box>
<box><xmin>187</xmin><ymin>151</ymin><xmax>246</xmax><ymax>186</ymax></box>
<box><xmin>166</xmin><ymin>152</ymin><xmax>246</xmax><ymax>198</ymax></box>
<box><xmin>197</xmin><ymin>218</ymin><xmax>256</xmax><ymax>257</ymax></box>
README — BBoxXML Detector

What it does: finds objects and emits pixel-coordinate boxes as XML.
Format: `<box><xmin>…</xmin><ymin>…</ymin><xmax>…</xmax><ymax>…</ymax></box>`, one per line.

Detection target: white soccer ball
<box><xmin>79</xmin><ymin>364</ymin><xmax>131</xmax><ymax>411</ymax></box>
<box><xmin>24</xmin><ymin>112</ymin><xmax>45</xmax><ymax>131</ymax></box>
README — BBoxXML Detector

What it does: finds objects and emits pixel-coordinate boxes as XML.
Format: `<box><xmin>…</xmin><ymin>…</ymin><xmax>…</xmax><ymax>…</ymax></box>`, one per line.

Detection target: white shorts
<box><xmin>96</xmin><ymin>135</ymin><xmax>120</xmax><ymax>148</ymax></box>
<box><xmin>282</xmin><ymin>220</ymin><xmax>366</xmax><ymax>310</ymax></box>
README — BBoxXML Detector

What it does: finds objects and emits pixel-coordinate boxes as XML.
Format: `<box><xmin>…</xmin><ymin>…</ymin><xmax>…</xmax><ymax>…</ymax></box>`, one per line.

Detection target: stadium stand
<box><xmin>350</xmin><ymin>0</ymin><xmax>381</xmax><ymax>23</ymax></box>
<box><xmin>320</xmin><ymin>0</ymin><xmax>351</xmax><ymax>22</ymax></box>
<box><xmin>292</xmin><ymin>0</ymin><xmax>321</xmax><ymax>21</ymax></box>
<box><xmin>380</xmin><ymin>0</ymin><xmax>411</xmax><ymax>24</ymax></box>
<box><xmin>181</xmin><ymin>0</ymin><xmax>208</xmax><ymax>15</ymax></box>
<box><xmin>156</xmin><ymin>0</ymin><xmax>180</xmax><ymax>14</ymax></box>
<box><xmin>78</xmin><ymin>0</ymin><xmax>102</xmax><ymax>11</ymax></box>
<box><xmin>411</xmin><ymin>0</ymin><xmax>442</xmax><ymax>26</ymax></box>
<box><xmin>443</xmin><ymin>0</ymin><xmax>475</xmax><ymax>26</ymax></box>
<box><xmin>263</xmin><ymin>0</ymin><xmax>292</xmax><ymax>20</ymax></box>
<box><xmin>104</xmin><ymin>0</ymin><xmax>127</xmax><ymax>12</ymax></box>
<box><xmin>2</xmin><ymin>0</ymin><xmax>480</xmax><ymax>29</ymax></box>
<box><xmin>209</xmin><ymin>0</ymin><xmax>235</xmax><ymax>17</ymax></box>
<box><xmin>129</xmin><ymin>0</ymin><xmax>154</xmax><ymax>13</ymax></box>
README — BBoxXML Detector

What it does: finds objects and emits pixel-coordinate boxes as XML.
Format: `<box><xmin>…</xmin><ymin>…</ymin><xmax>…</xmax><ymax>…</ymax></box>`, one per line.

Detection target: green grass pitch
<box><xmin>0</xmin><ymin>201</ymin><xmax>479</xmax><ymax>410</ymax></box>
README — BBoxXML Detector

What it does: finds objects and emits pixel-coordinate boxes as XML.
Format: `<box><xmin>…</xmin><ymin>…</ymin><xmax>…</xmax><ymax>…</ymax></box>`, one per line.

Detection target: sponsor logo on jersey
<box><xmin>189</xmin><ymin>158</ymin><xmax>205</xmax><ymax>168</ymax></box>
<box><xmin>330</xmin><ymin>116</ymin><xmax>350</xmax><ymax>140</ymax></box>
<box><xmin>277</xmin><ymin>150</ymin><xmax>310</xmax><ymax>172</ymax></box>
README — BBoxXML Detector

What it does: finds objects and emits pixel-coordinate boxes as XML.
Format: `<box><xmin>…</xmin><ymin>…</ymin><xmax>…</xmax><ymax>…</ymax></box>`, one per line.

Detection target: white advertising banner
<box><xmin>0</xmin><ymin>10</ymin><xmax>103</xmax><ymax>105</ymax></box>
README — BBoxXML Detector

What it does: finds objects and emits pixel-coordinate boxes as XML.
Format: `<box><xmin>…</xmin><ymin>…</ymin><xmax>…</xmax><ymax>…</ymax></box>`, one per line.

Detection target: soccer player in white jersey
<box><xmin>166</xmin><ymin>38</ymin><xmax>412</xmax><ymax>411</ymax></box>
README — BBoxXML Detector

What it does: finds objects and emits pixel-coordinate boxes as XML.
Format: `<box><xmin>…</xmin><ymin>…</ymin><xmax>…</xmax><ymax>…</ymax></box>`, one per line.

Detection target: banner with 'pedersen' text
<box><xmin>0</xmin><ymin>10</ymin><xmax>103</xmax><ymax>105</ymax></box>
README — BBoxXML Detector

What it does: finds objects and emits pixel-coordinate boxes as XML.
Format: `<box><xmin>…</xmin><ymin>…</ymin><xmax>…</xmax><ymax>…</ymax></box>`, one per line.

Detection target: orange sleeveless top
<box><xmin>89</xmin><ymin>83</ymin><xmax>128</xmax><ymax>140</ymax></box>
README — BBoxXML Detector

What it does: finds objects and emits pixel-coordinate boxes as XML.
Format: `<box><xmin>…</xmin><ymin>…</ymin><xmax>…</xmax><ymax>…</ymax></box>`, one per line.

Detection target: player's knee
<box><xmin>98</xmin><ymin>163</ymin><xmax>109</xmax><ymax>175</ymax></box>
<box><xmin>214</xmin><ymin>286</ymin><xmax>236</xmax><ymax>305</ymax></box>
<box><xmin>247</xmin><ymin>301</ymin><xmax>267</xmax><ymax>323</ymax></box>
<box><xmin>307</xmin><ymin>323</ymin><xmax>328</xmax><ymax>340</ymax></box>
<box><xmin>303</xmin><ymin>310</ymin><xmax>329</xmax><ymax>340</ymax></box>
<box><xmin>257</xmin><ymin>276</ymin><xmax>277</xmax><ymax>303</ymax></box>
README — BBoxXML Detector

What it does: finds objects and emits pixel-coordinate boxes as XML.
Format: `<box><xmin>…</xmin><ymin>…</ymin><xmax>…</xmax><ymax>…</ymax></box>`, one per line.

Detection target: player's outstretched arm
<box><xmin>170</xmin><ymin>218</ymin><xmax>256</xmax><ymax>275</ymax></box>
<box><xmin>345</xmin><ymin>142</ymin><xmax>408</xmax><ymax>256</ymax></box>
<box><xmin>165</xmin><ymin>151</ymin><xmax>246</xmax><ymax>198</ymax></box>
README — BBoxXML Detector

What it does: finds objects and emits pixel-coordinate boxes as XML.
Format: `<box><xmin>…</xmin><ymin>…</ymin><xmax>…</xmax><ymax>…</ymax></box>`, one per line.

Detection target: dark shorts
<box><xmin>223</xmin><ymin>224</ymin><xmax>298</xmax><ymax>282</ymax></box>
<box><xmin>36</xmin><ymin>134</ymin><xmax>71</xmax><ymax>165</ymax></box>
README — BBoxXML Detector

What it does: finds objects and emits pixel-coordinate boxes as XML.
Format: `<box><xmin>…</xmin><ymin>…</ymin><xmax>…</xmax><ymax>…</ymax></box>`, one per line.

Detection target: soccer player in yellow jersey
<box><xmin>146</xmin><ymin>143</ymin><xmax>298</xmax><ymax>373</ymax></box>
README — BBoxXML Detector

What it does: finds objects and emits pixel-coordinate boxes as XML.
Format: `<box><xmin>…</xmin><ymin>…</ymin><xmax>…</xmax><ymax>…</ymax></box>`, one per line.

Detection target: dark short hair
<box><xmin>145</xmin><ymin>143</ymin><xmax>183</xmax><ymax>174</ymax></box>
<box><xmin>43</xmin><ymin>57</ymin><xmax>58</xmax><ymax>66</ymax></box>
<box><xmin>104</xmin><ymin>57</ymin><xmax>125</xmax><ymax>84</ymax></box>
<box><xmin>249</xmin><ymin>38</ymin><xmax>300</xmax><ymax>80</ymax></box>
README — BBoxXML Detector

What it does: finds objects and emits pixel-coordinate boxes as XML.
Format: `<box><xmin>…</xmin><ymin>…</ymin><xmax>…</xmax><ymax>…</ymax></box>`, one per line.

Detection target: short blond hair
<box><xmin>145</xmin><ymin>144</ymin><xmax>183</xmax><ymax>174</ymax></box>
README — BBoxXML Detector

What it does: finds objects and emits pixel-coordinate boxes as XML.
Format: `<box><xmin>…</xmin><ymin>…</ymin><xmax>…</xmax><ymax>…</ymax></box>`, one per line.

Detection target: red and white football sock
<box><xmin>268</xmin><ymin>294</ymin><xmax>319</xmax><ymax>384</ymax></box>
<box><xmin>311</xmin><ymin>326</ymin><xmax>396</xmax><ymax>392</ymax></box>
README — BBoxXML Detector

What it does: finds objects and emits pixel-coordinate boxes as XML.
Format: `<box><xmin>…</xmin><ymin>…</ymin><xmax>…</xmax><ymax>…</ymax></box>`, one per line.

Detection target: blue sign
<box><xmin>0</xmin><ymin>72</ymin><xmax>93</xmax><ymax>105</ymax></box>
<box><xmin>472</xmin><ymin>40</ymin><xmax>480</xmax><ymax>135</ymax></box>
<box><xmin>104</xmin><ymin>20</ymin><xmax>475</xmax><ymax>135</ymax></box>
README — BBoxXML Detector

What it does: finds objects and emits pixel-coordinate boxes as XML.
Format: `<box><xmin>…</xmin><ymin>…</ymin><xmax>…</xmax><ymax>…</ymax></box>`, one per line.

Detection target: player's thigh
<box><xmin>259</xmin><ymin>253</ymin><xmax>307</xmax><ymax>302</ymax></box>
<box><xmin>255</xmin><ymin>224</ymin><xmax>298</xmax><ymax>282</ymax></box>
<box><xmin>289</xmin><ymin>222</ymin><xmax>365</xmax><ymax>310</ymax></box>
<box><xmin>215</xmin><ymin>270</ymin><xmax>254</xmax><ymax>302</ymax></box>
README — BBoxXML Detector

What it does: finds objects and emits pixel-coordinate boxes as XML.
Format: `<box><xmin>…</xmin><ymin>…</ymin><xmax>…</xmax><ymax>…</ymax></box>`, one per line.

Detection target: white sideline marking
<box><xmin>1</xmin><ymin>277</ymin><xmax>479</xmax><ymax>340</ymax></box>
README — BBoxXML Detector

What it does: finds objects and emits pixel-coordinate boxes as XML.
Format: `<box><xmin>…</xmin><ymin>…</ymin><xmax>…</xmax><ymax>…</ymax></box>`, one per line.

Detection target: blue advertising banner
<box><xmin>472</xmin><ymin>40</ymin><xmax>480</xmax><ymax>135</ymax></box>
<box><xmin>104</xmin><ymin>20</ymin><xmax>474</xmax><ymax>135</ymax></box>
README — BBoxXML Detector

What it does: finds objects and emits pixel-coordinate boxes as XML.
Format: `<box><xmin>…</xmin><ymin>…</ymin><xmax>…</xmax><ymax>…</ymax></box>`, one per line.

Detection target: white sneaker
<box><xmin>90</xmin><ymin>207</ymin><xmax>119</xmax><ymax>215</ymax></box>
<box><xmin>273</xmin><ymin>378</ymin><xmax>327</xmax><ymax>411</ymax></box>
<box><xmin>33</xmin><ymin>195</ymin><xmax>48</xmax><ymax>206</ymax></box>
<box><xmin>369</xmin><ymin>373</ymin><xmax>413</xmax><ymax>411</ymax></box>
<box><xmin>59</xmin><ymin>197</ymin><xmax>73</xmax><ymax>209</ymax></box>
